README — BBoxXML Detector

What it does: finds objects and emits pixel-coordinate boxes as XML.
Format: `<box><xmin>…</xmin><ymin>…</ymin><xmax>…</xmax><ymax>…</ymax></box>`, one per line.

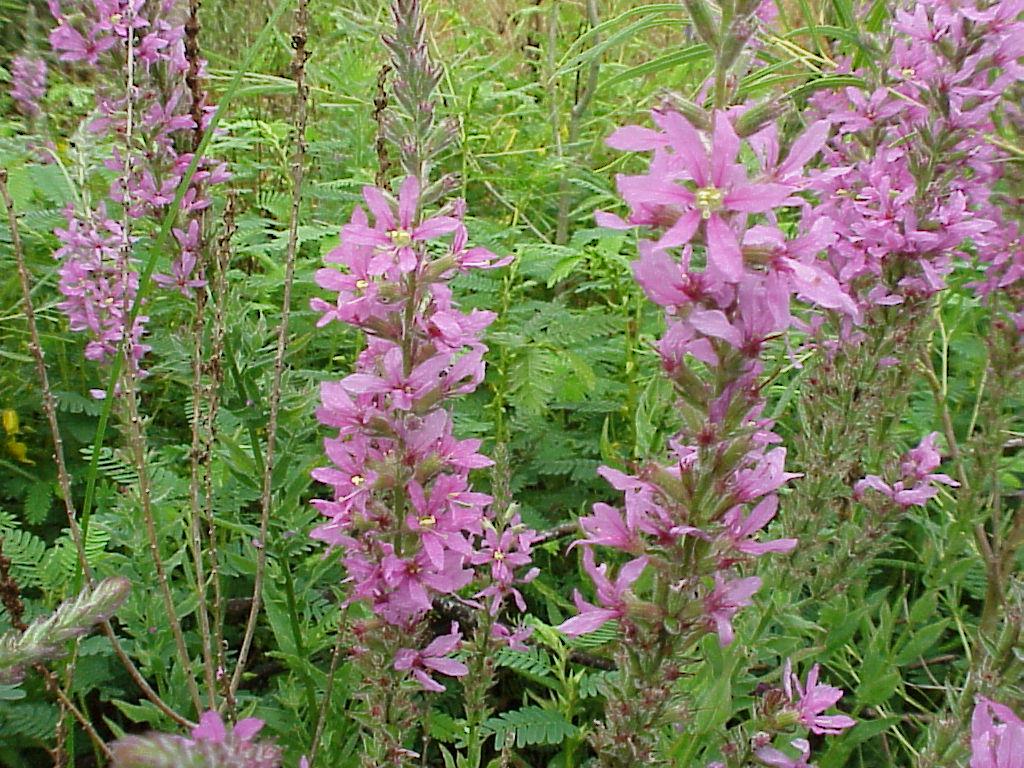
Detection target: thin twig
<box><xmin>209</xmin><ymin>194</ymin><xmax>236</xmax><ymax>713</ymax></box>
<box><xmin>231</xmin><ymin>0</ymin><xmax>311</xmax><ymax>698</ymax></box>
<box><xmin>39</xmin><ymin>666</ymin><xmax>114</xmax><ymax>762</ymax></box>
<box><xmin>555</xmin><ymin>0</ymin><xmax>601</xmax><ymax>245</ymax></box>
<box><xmin>183</xmin><ymin>0</ymin><xmax>218</xmax><ymax>709</ymax></box>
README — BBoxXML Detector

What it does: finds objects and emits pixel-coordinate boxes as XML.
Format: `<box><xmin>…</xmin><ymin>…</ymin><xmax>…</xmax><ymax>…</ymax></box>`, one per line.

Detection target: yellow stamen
<box><xmin>388</xmin><ymin>229</ymin><xmax>413</xmax><ymax>247</ymax></box>
<box><xmin>419</xmin><ymin>515</ymin><xmax>437</xmax><ymax>528</ymax></box>
<box><xmin>493</xmin><ymin>550</ymin><xmax>505</xmax><ymax>561</ymax></box>
<box><xmin>355</xmin><ymin>279</ymin><xmax>369</xmax><ymax>290</ymax></box>
<box><xmin>351</xmin><ymin>475</ymin><xmax>365</xmax><ymax>486</ymax></box>
<box><xmin>695</xmin><ymin>186</ymin><xmax>724</xmax><ymax>220</ymax></box>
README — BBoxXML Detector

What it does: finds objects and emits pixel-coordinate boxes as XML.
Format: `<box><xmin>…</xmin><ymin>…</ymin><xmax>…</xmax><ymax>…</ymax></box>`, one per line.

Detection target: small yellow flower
<box><xmin>2</xmin><ymin>409</ymin><xmax>20</xmax><ymax>435</ymax></box>
<box><xmin>5</xmin><ymin>439</ymin><xmax>33</xmax><ymax>465</ymax></box>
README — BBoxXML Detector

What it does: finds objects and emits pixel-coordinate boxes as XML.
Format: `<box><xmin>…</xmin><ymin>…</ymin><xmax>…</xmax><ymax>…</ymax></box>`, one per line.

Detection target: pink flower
<box><xmin>558</xmin><ymin>549</ymin><xmax>647</xmax><ymax>636</ymax></box>
<box><xmin>344</xmin><ymin>177</ymin><xmax>461</xmax><ymax>274</ymax></box>
<box><xmin>491</xmin><ymin>622</ymin><xmax>533</xmax><ymax>651</ymax></box>
<box><xmin>854</xmin><ymin>433</ymin><xmax>958</xmax><ymax>508</ymax></box>
<box><xmin>971</xmin><ymin>697</ymin><xmax>1024</xmax><ymax>768</ymax></box>
<box><xmin>704</xmin><ymin>573</ymin><xmax>761</xmax><ymax>646</ymax></box>
<box><xmin>755</xmin><ymin>738</ymin><xmax>813</xmax><ymax>767</ymax></box>
<box><xmin>394</xmin><ymin>623</ymin><xmax>469</xmax><ymax>692</ymax></box>
<box><xmin>718</xmin><ymin>495</ymin><xmax>797</xmax><ymax>557</ymax></box>
<box><xmin>600</xmin><ymin>111</ymin><xmax>794</xmax><ymax>282</ymax></box>
<box><xmin>782</xmin><ymin>660</ymin><xmax>856</xmax><ymax>735</ymax></box>
<box><xmin>574</xmin><ymin>502</ymin><xmax>643</xmax><ymax>553</ymax></box>
<box><xmin>190</xmin><ymin>710</ymin><xmax>265</xmax><ymax>744</ymax></box>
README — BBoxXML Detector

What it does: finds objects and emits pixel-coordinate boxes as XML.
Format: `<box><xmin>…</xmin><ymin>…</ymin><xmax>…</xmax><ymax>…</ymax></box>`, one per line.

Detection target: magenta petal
<box><xmin>689</xmin><ymin>309</ymin><xmax>743</xmax><ymax>347</ymax></box>
<box><xmin>557</xmin><ymin>608</ymin><xmax>618</xmax><ymax>636</ymax></box>
<box><xmin>607</xmin><ymin>125</ymin><xmax>666</xmax><ymax>151</ymax></box>
<box><xmin>616</xmin><ymin>556</ymin><xmax>648</xmax><ymax>590</ymax></box>
<box><xmin>710</xmin><ymin>112</ymin><xmax>741</xmax><ymax>187</ymax></box>
<box><xmin>192</xmin><ymin>711</ymin><xmax>227</xmax><ymax>743</ymax></box>
<box><xmin>414</xmin><ymin>215</ymin><xmax>461</xmax><ymax>239</ymax></box>
<box><xmin>705</xmin><ymin>215</ymin><xmax>744</xmax><ymax>282</ymax></box>
<box><xmin>595</xmin><ymin>210</ymin><xmax>634</xmax><ymax>229</ymax></box>
<box><xmin>412</xmin><ymin>668</ymin><xmax>446</xmax><ymax>692</ymax></box>
<box><xmin>657</xmin><ymin>210</ymin><xmax>701</xmax><ymax>250</ymax></box>
<box><xmin>784</xmin><ymin>258</ymin><xmax>859</xmax><ymax>316</ymax></box>
<box><xmin>232</xmin><ymin>718</ymin><xmax>265</xmax><ymax>742</ymax></box>
<box><xmin>341</xmin><ymin>373</ymin><xmax>390</xmax><ymax>395</ymax></box>
<box><xmin>397</xmin><ymin>175</ymin><xmax>420</xmax><ymax>228</ymax></box>
<box><xmin>652</xmin><ymin>109</ymin><xmax>709</xmax><ymax>185</ymax></box>
<box><xmin>780</xmin><ymin>120</ymin><xmax>830</xmax><ymax>176</ymax></box>
<box><xmin>724</xmin><ymin>183</ymin><xmax>793</xmax><ymax>213</ymax></box>
<box><xmin>423</xmin><ymin>657</ymin><xmax>469</xmax><ymax>677</ymax></box>
<box><xmin>362</xmin><ymin>185</ymin><xmax>395</xmax><ymax>228</ymax></box>
<box><xmin>810</xmin><ymin>714</ymin><xmax>857</xmax><ymax>735</ymax></box>
<box><xmin>393</xmin><ymin>649</ymin><xmax>417</xmax><ymax>671</ymax></box>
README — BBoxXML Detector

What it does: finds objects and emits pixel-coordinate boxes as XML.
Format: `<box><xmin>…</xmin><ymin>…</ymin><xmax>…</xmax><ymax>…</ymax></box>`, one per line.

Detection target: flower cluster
<box><xmin>108</xmin><ymin>710</ymin><xmax>296</xmax><ymax>768</ymax></box>
<box><xmin>559</xmin><ymin>101</ymin><xmax>858</xmax><ymax>762</ymax></box>
<box><xmin>971</xmin><ymin>697</ymin><xmax>1024</xmax><ymax>768</ymax></box>
<box><xmin>565</xmin><ymin>108</ymin><xmax>845</xmax><ymax>650</ymax></box>
<box><xmin>797</xmin><ymin>0</ymin><xmax>1024</xmax><ymax>318</ymax></box>
<box><xmin>47</xmin><ymin>0</ymin><xmax>228</xmax><ymax>379</ymax></box>
<box><xmin>854</xmin><ymin>432</ymin><xmax>959</xmax><ymax>507</ymax></box>
<box><xmin>310</xmin><ymin>175</ymin><xmax>533</xmax><ymax>688</ymax></box>
<box><xmin>9</xmin><ymin>55</ymin><xmax>47</xmax><ymax>118</ymax></box>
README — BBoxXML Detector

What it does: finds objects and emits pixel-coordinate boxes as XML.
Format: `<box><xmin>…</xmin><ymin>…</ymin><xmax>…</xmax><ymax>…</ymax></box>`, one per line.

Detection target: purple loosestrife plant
<box><xmin>47</xmin><ymin>0</ymin><xmax>228</xmax><ymax>384</ymax></box>
<box><xmin>793</xmin><ymin>0</ymin><xmax>1024</xmax><ymax>321</ymax></box>
<box><xmin>556</xmin><ymin>3</ymin><xmax>863</xmax><ymax>764</ymax></box>
<box><xmin>561</xmin><ymin>102</ymin><xmax>856</xmax><ymax>765</ymax></box>
<box><xmin>773</xmin><ymin>0</ymin><xmax>1024</xmax><ymax>605</ymax></box>
<box><xmin>309</xmin><ymin>3</ymin><xmax>534</xmax><ymax>765</ymax></box>
<box><xmin>310</xmin><ymin>173</ymin><xmax>533</xmax><ymax>766</ymax></box>
<box><xmin>854</xmin><ymin>432</ymin><xmax>960</xmax><ymax>509</ymax></box>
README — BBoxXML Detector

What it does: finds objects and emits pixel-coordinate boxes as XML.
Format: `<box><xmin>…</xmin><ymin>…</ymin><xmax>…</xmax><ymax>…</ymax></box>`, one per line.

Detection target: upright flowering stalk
<box><xmin>47</xmin><ymin>0</ymin><xmax>228</xmax><ymax>382</ymax></box>
<box><xmin>556</xmin><ymin>5</ymin><xmax>857</xmax><ymax>763</ymax></box>
<box><xmin>764</xmin><ymin>0</ymin><xmax>1024</xmax><ymax>610</ymax></box>
<box><xmin>310</xmin><ymin>177</ymin><xmax>530</xmax><ymax>766</ymax></box>
<box><xmin>562</xmin><ymin>102</ymin><xmax>855</xmax><ymax>765</ymax></box>
<box><xmin>792</xmin><ymin>0</ymin><xmax>1023</xmax><ymax>321</ymax></box>
<box><xmin>9</xmin><ymin>55</ymin><xmax>47</xmax><ymax>119</ymax></box>
<box><xmin>310</xmin><ymin>1</ymin><xmax>534</xmax><ymax>764</ymax></box>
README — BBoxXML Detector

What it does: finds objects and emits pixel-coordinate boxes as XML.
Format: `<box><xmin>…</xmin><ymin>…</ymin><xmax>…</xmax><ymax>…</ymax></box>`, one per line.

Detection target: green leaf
<box><xmin>483</xmin><ymin>706</ymin><xmax>578</xmax><ymax>749</ymax></box>
<box><xmin>894</xmin><ymin>620</ymin><xmax>949</xmax><ymax>666</ymax></box>
<box><xmin>856</xmin><ymin>652</ymin><xmax>900</xmax><ymax>706</ymax></box>
<box><xmin>603</xmin><ymin>44</ymin><xmax>712</xmax><ymax>90</ymax></box>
